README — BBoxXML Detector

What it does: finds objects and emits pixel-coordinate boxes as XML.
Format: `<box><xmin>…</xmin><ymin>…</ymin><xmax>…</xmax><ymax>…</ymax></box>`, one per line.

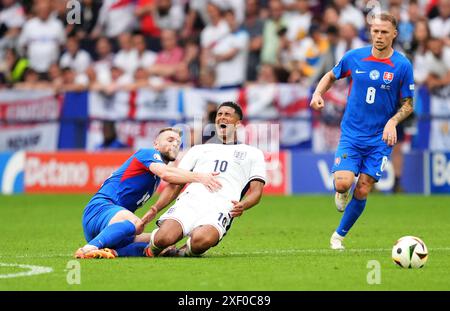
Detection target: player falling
<box><xmin>310</xmin><ymin>12</ymin><xmax>414</xmax><ymax>250</ymax></box>
<box><xmin>142</xmin><ymin>102</ymin><xmax>267</xmax><ymax>257</ymax></box>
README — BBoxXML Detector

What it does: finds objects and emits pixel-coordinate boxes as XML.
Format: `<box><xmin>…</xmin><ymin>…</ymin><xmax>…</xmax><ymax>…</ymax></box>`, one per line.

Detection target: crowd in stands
<box><xmin>0</xmin><ymin>0</ymin><xmax>449</xmax><ymax>93</ymax></box>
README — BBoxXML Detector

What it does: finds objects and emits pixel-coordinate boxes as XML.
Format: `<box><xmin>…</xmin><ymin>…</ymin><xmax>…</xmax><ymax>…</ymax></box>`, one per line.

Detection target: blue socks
<box><xmin>89</xmin><ymin>220</ymin><xmax>136</xmax><ymax>249</ymax></box>
<box><xmin>336</xmin><ymin>196</ymin><xmax>366</xmax><ymax>237</ymax></box>
<box><xmin>115</xmin><ymin>242</ymin><xmax>148</xmax><ymax>257</ymax></box>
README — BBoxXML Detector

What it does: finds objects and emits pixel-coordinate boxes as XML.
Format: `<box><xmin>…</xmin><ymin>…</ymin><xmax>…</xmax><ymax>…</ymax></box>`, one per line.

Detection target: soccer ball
<box><xmin>391</xmin><ymin>236</ymin><xmax>428</xmax><ymax>269</ymax></box>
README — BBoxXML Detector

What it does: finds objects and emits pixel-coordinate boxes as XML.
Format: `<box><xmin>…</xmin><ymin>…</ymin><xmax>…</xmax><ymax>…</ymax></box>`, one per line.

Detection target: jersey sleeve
<box><xmin>134</xmin><ymin>149</ymin><xmax>164</xmax><ymax>168</ymax></box>
<box><xmin>400</xmin><ymin>61</ymin><xmax>415</xmax><ymax>100</ymax></box>
<box><xmin>249</xmin><ymin>149</ymin><xmax>267</xmax><ymax>184</ymax></box>
<box><xmin>332</xmin><ymin>51</ymin><xmax>352</xmax><ymax>80</ymax></box>
<box><xmin>178</xmin><ymin>146</ymin><xmax>200</xmax><ymax>171</ymax></box>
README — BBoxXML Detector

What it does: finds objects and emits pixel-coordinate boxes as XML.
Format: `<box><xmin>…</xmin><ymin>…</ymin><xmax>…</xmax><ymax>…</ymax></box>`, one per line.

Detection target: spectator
<box><xmin>47</xmin><ymin>63</ymin><xmax>63</xmax><ymax>88</ymax></box>
<box><xmin>428</xmin><ymin>0</ymin><xmax>450</xmax><ymax>44</ymax></box>
<box><xmin>183</xmin><ymin>38</ymin><xmax>201</xmax><ymax>84</ymax></box>
<box><xmin>289</xmin><ymin>24</ymin><xmax>330</xmax><ymax>84</ymax></box>
<box><xmin>0</xmin><ymin>0</ymin><xmax>26</xmax><ymax>56</ymax></box>
<box><xmin>334</xmin><ymin>23</ymin><xmax>365</xmax><ymax>63</ymax></box>
<box><xmin>152</xmin><ymin>0</ymin><xmax>185</xmax><ymax>31</ymax></box>
<box><xmin>284</xmin><ymin>0</ymin><xmax>312</xmax><ymax>42</ymax></box>
<box><xmin>135</xmin><ymin>0</ymin><xmax>161</xmax><ymax>39</ymax></box>
<box><xmin>322</xmin><ymin>25</ymin><xmax>339</xmax><ymax>71</ymax></box>
<box><xmin>212</xmin><ymin>0</ymin><xmax>246</xmax><ymax>26</ymax></box>
<box><xmin>321</xmin><ymin>5</ymin><xmax>340</xmax><ymax>31</ymax></box>
<box><xmin>17</xmin><ymin>0</ymin><xmax>66</xmax><ymax>74</ymax></box>
<box><xmin>410</xmin><ymin>18</ymin><xmax>431</xmax><ymax>85</ymax></box>
<box><xmin>89</xmin><ymin>36</ymin><xmax>114</xmax><ymax>86</ymax></box>
<box><xmin>210</xmin><ymin>9</ymin><xmax>249</xmax><ymax>88</ymax></box>
<box><xmin>256</xmin><ymin>63</ymin><xmax>279</xmax><ymax>84</ymax></box>
<box><xmin>14</xmin><ymin>67</ymin><xmax>51</xmax><ymax>89</ymax></box>
<box><xmin>52</xmin><ymin>0</ymin><xmax>75</xmax><ymax>36</ymax></box>
<box><xmin>261</xmin><ymin>0</ymin><xmax>288</xmax><ymax>65</ymax></box>
<box><xmin>91</xmin><ymin>0</ymin><xmax>137</xmax><ymax>38</ymax></box>
<box><xmin>133</xmin><ymin>32</ymin><xmax>157</xmax><ymax>69</ymax></box>
<box><xmin>181</xmin><ymin>0</ymin><xmax>210</xmax><ymax>40</ymax></box>
<box><xmin>60</xmin><ymin>35</ymin><xmax>92</xmax><ymax>73</ymax></box>
<box><xmin>148</xmin><ymin>29</ymin><xmax>184</xmax><ymax>81</ymax></box>
<box><xmin>0</xmin><ymin>48</ymin><xmax>28</xmax><ymax>85</ymax></box>
<box><xmin>334</xmin><ymin>0</ymin><xmax>365</xmax><ymax>31</ymax></box>
<box><xmin>243</xmin><ymin>0</ymin><xmax>265</xmax><ymax>81</ymax></box>
<box><xmin>74</xmin><ymin>0</ymin><xmax>102</xmax><ymax>39</ymax></box>
<box><xmin>113</xmin><ymin>32</ymin><xmax>139</xmax><ymax>76</ymax></box>
<box><xmin>200</xmin><ymin>2</ymin><xmax>230</xmax><ymax>68</ymax></box>
<box><xmin>91</xmin><ymin>65</ymin><xmax>133</xmax><ymax>95</ymax></box>
<box><xmin>424</xmin><ymin>37</ymin><xmax>450</xmax><ymax>91</ymax></box>
<box><xmin>96</xmin><ymin>120</ymin><xmax>129</xmax><ymax>150</ymax></box>
<box><xmin>198</xmin><ymin>66</ymin><xmax>216</xmax><ymax>88</ymax></box>
<box><xmin>59</xmin><ymin>66</ymin><xmax>89</xmax><ymax>92</ymax></box>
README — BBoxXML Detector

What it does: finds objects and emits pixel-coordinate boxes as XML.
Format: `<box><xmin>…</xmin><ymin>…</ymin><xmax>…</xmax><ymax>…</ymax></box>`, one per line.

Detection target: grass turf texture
<box><xmin>0</xmin><ymin>194</ymin><xmax>449</xmax><ymax>290</ymax></box>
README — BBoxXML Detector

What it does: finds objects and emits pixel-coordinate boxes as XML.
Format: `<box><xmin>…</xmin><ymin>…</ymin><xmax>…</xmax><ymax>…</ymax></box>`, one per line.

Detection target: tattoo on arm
<box><xmin>391</xmin><ymin>97</ymin><xmax>413</xmax><ymax>124</ymax></box>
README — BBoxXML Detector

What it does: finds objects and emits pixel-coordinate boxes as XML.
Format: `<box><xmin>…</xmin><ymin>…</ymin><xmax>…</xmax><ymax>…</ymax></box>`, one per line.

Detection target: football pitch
<box><xmin>0</xmin><ymin>194</ymin><xmax>449</xmax><ymax>291</ymax></box>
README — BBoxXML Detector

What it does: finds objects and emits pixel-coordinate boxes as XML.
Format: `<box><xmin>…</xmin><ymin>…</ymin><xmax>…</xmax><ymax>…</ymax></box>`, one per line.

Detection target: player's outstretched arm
<box><xmin>138</xmin><ymin>183</ymin><xmax>184</xmax><ymax>234</ymax></box>
<box><xmin>310</xmin><ymin>71</ymin><xmax>337</xmax><ymax>111</ymax></box>
<box><xmin>230</xmin><ymin>180</ymin><xmax>265</xmax><ymax>217</ymax></box>
<box><xmin>149</xmin><ymin>163</ymin><xmax>222</xmax><ymax>191</ymax></box>
<box><xmin>382</xmin><ymin>97</ymin><xmax>414</xmax><ymax>146</ymax></box>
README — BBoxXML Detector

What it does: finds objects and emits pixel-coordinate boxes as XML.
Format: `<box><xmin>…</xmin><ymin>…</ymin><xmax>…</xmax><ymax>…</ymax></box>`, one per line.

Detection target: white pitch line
<box><xmin>1</xmin><ymin>247</ymin><xmax>449</xmax><ymax>259</ymax></box>
<box><xmin>0</xmin><ymin>263</ymin><xmax>53</xmax><ymax>279</ymax></box>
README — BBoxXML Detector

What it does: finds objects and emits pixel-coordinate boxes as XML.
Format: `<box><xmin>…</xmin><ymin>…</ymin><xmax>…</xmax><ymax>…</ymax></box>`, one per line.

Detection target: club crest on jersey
<box><xmin>383</xmin><ymin>72</ymin><xmax>394</xmax><ymax>84</ymax></box>
<box><xmin>234</xmin><ymin>150</ymin><xmax>247</xmax><ymax>160</ymax></box>
<box><xmin>369</xmin><ymin>70</ymin><xmax>380</xmax><ymax>80</ymax></box>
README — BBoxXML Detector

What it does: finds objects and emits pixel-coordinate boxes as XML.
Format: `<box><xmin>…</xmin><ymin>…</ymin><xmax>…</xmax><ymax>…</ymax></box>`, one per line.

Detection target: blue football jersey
<box><xmin>94</xmin><ymin>149</ymin><xmax>164</xmax><ymax>213</ymax></box>
<box><xmin>332</xmin><ymin>46</ymin><xmax>414</xmax><ymax>145</ymax></box>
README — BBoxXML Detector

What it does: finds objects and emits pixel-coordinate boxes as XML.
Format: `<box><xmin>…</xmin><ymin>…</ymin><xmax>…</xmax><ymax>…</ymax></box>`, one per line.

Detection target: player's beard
<box><xmin>160</xmin><ymin>151</ymin><xmax>176</xmax><ymax>163</ymax></box>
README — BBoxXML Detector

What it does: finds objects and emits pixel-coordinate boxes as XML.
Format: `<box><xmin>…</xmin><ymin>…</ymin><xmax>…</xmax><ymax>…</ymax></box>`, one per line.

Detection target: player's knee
<box><xmin>154</xmin><ymin>230</ymin><xmax>178</xmax><ymax>248</ymax></box>
<box><xmin>335</xmin><ymin>179</ymin><xmax>352</xmax><ymax>193</ymax></box>
<box><xmin>354</xmin><ymin>181</ymin><xmax>372</xmax><ymax>199</ymax></box>
<box><xmin>190</xmin><ymin>233</ymin><xmax>217</xmax><ymax>253</ymax></box>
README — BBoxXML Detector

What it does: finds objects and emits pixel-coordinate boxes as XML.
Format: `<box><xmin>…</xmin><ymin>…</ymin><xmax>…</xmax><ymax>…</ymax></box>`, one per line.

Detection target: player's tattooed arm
<box><xmin>390</xmin><ymin>97</ymin><xmax>414</xmax><ymax>125</ymax></box>
<box><xmin>383</xmin><ymin>97</ymin><xmax>413</xmax><ymax>146</ymax></box>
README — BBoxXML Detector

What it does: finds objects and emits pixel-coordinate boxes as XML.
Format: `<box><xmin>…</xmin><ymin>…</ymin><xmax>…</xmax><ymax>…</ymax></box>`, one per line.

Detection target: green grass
<box><xmin>0</xmin><ymin>194</ymin><xmax>449</xmax><ymax>290</ymax></box>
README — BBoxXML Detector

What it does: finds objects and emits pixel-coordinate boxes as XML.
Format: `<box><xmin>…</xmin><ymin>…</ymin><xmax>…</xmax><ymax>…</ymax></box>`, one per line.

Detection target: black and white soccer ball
<box><xmin>392</xmin><ymin>236</ymin><xmax>428</xmax><ymax>269</ymax></box>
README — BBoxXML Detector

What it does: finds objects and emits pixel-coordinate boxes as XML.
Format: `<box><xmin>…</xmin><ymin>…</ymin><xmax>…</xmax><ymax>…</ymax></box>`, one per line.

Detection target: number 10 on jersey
<box><xmin>214</xmin><ymin>160</ymin><xmax>228</xmax><ymax>172</ymax></box>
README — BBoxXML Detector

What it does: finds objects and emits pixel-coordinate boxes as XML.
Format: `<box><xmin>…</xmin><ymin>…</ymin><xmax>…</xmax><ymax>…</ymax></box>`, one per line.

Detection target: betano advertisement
<box><xmin>0</xmin><ymin>151</ymin><xmax>448</xmax><ymax>194</ymax></box>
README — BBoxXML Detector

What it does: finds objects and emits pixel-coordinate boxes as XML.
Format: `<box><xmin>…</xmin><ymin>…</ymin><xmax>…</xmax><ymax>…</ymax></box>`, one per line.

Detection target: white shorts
<box><xmin>157</xmin><ymin>190</ymin><xmax>234</xmax><ymax>240</ymax></box>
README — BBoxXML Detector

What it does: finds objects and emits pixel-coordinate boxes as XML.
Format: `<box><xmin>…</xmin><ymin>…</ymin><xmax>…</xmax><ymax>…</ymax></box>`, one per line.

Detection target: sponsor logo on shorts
<box><xmin>335</xmin><ymin>157</ymin><xmax>341</xmax><ymax>166</ymax></box>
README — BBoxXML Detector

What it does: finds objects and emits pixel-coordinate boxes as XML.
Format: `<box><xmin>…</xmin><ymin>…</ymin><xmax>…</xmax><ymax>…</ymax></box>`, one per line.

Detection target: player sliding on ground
<box><xmin>141</xmin><ymin>102</ymin><xmax>266</xmax><ymax>257</ymax></box>
<box><xmin>310</xmin><ymin>12</ymin><xmax>414</xmax><ymax>250</ymax></box>
<box><xmin>74</xmin><ymin>127</ymin><xmax>221</xmax><ymax>259</ymax></box>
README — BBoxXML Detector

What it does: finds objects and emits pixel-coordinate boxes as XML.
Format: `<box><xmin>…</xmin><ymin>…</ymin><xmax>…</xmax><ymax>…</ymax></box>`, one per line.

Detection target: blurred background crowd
<box><xmin>0</xmin><ymin>0</ymin><xmax>448</xmax><ymax>92</ymax></box>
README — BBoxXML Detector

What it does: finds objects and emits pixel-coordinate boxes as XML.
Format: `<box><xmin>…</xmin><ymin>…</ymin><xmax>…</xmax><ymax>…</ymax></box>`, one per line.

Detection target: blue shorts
<box><xmin>82</xmin><ymin>196</ymin><xmax>126</xmax><ymax>242</ymax></box>
<box><xmin>331</xmin><ymin>139</ymin><xmax>392</xmax><ymax>182</ymax></box>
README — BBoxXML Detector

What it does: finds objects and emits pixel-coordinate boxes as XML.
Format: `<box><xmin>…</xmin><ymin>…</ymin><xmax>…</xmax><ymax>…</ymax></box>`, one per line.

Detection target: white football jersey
<box><xmin>178</xmin><ymin>143</ymin><xmax>266</xmax><ymax>202</ymax></box>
